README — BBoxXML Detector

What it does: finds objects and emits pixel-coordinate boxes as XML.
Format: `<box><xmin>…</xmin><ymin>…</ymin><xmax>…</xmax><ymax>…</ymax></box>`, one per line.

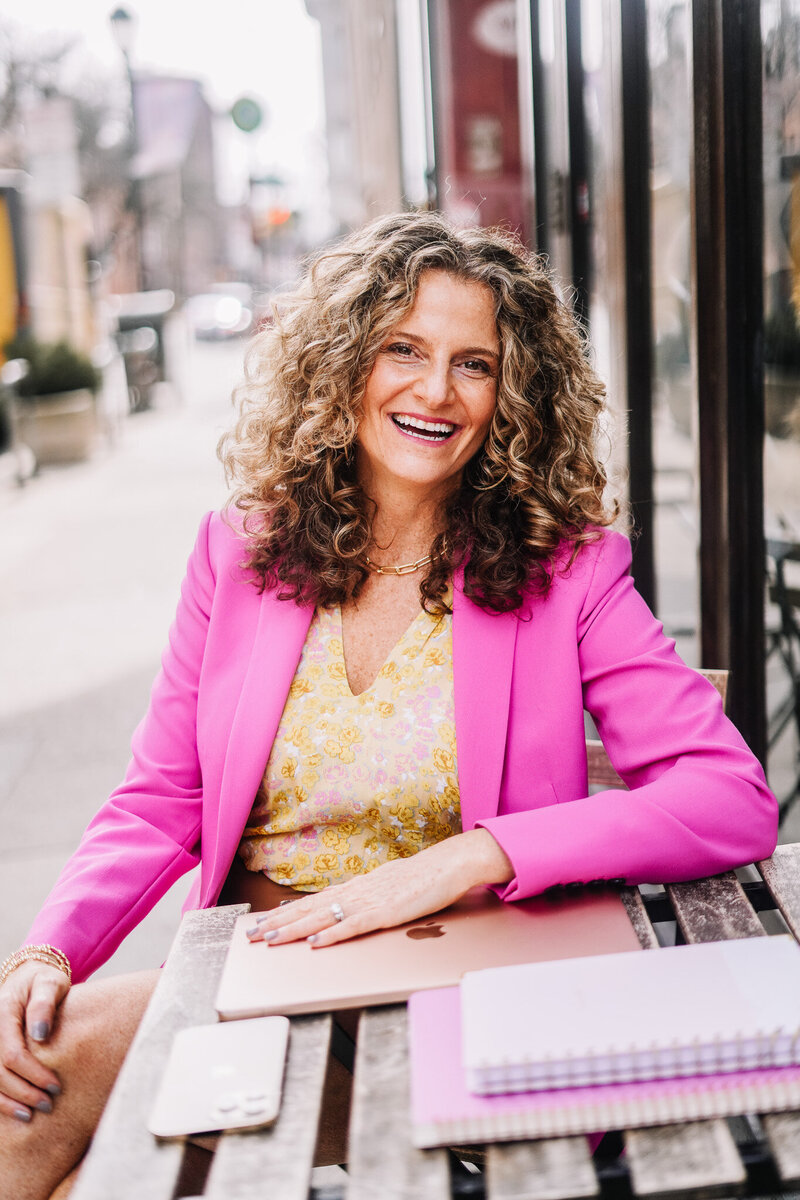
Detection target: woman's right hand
<box><xmin>0</xmin><ymin>961</ymin><xmax>69</xmax><ymax>1121</ymax></box>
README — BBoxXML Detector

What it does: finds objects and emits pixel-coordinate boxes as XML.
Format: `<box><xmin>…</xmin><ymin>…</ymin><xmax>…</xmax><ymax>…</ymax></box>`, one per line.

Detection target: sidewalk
<box><xmin>0</xmin><ymin>340</ymin><xmax>238</xmax><ymax>973</ymax></box>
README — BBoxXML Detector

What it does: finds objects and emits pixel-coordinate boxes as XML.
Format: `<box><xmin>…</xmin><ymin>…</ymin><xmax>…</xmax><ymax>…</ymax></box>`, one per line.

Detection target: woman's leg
<box><xmin>0</xmin><ymin>969</ymin><xmax>159</xmax><ymax>1200</ymax></box>
<box><xmin>48</xmin><ymin>1165</ymin><xmax>81</xmax><ymax>1200</ymax></box>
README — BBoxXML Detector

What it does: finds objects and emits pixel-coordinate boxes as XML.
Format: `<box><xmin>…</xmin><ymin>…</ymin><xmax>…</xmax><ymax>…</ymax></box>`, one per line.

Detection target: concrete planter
<box><xmin>13</xmin><ymin>388</ymin><xmax>99</xmax><ymax>465</ymax></box>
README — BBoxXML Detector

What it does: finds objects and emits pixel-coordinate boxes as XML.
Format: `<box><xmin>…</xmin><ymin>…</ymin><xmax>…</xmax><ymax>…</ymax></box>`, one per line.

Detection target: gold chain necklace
<box><xmin>364</xmin><ymin>552</ymin><xmax>434</xmax><ymax>576</ymax></box>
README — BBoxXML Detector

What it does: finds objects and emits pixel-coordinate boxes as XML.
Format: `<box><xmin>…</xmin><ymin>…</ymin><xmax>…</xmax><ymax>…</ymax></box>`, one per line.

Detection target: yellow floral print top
<box><xmin>237</xmin><ymin>603</ymin><xmax>461</xmax><ymax>891</ymax></box>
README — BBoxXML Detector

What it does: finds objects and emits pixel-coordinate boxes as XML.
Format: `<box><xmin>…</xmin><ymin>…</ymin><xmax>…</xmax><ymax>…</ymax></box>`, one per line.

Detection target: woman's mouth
<box><xmin>390</xmin><ymin>414</ymin><xmax>458</xmax><ymax>442</ymax></box>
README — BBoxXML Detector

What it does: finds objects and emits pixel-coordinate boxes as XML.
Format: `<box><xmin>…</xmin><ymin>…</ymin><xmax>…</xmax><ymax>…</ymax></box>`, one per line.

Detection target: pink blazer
<box><xmin>27</xmin><ymin>511</ymin><xmax>778</xmax><ymax>982</ymax></box>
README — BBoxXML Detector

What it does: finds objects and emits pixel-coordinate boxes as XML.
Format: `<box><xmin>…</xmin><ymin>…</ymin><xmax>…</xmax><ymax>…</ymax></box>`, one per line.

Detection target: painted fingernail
<box><xmin>245</xmin><ymin>926</ymin><xmax>261</xmax><ymax>938</ymax></box>
<box><xmin>45</xmin><ymin>1083</ymin><xmax>62</xmax><ymax>1097</ymax></box>
<box><xmin>256</xmin><ymin>913</ymin><xmax>273</xmax><ymax>923</ymax></box>
<box><xmin>30</xmin><ymin>1021</ymin><xmax>50</xmax><ymax>1042</ymax></box>
<box><xmin>263</xmin><ymin>930</ymin><xmax>280</xmax><ymax>943</ymax></box>
<box><xmin>13</xmin><ymin>1108</ymin><xmax>31</xmax><ymax>1123</ymax></box>
<box><xmin>35</xmin><ymin>1098</ymin><xmax>53</xmax><ymax>1114</ymax></box>
<box><xmin>307</xmin><ymin>934</ymin><xmax>320</xmax><ymax>945</ymax></box>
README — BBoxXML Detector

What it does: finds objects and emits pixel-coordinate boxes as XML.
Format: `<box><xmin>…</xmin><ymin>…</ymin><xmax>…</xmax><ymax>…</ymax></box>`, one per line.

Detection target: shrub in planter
<box><xmin>5</xmin><ymin>334</ymin><xmax>101</xmax><ymax>400</ymax></box>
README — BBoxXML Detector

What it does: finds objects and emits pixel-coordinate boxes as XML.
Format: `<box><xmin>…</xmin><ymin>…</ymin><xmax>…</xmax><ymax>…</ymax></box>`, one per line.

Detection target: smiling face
<box><xmin>355</xmin><ymin>270</ymin><xmax>500</xmax><ymax>505</ymax></box>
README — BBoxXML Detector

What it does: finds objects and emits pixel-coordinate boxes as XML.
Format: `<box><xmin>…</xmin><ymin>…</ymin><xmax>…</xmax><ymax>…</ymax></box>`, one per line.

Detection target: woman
<box><xmin>0</xmin><ymin>212</ymin><xmax>777</xmax><ymax>1196</ymax></box>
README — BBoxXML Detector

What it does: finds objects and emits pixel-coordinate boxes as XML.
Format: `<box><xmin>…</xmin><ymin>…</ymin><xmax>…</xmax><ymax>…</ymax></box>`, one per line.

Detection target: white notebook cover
<box><xmin>461</xmin><ymin>935</ymin><xmax>800</xmax><ymax>1094</ymax></box>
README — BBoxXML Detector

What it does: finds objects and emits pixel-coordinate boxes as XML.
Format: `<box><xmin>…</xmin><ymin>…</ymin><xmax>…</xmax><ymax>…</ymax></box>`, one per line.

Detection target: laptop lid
<box><xmin>215</xmin><ymin>886</ymin><xmax>641</xmax><ymax>1019</ymax></box>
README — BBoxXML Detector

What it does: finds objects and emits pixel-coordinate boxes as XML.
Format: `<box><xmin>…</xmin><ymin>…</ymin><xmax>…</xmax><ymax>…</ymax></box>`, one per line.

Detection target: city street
<box><xmin>1</xmin><ymin>337</ymin><xmax>799</xmax><ymax>974</ymax></box>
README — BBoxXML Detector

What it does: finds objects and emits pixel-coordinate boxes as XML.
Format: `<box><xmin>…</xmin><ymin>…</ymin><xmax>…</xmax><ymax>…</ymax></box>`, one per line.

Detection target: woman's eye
<box><xmin>462</xmin><ymin>358</ymin><xmax>491</xmax><ymax>374</ymax></box>
<box><xmin>385</xmin><ymin>342</ymin><xmax>416</xmax><ymax>357</ymax></box>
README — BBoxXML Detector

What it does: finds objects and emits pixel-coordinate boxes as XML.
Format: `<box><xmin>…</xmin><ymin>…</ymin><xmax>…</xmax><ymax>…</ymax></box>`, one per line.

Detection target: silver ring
<box><xmin>330</xmin><ymin>901</ymin><xmax>345</xmax><ymax>923</ymax></box>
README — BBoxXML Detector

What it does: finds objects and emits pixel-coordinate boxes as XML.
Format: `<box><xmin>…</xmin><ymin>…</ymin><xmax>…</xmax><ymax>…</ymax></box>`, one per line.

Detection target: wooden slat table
<box><xmin>72</xmin><ymin>844</ymin><xmax>800</xmax><ymax>1200</ymax></box>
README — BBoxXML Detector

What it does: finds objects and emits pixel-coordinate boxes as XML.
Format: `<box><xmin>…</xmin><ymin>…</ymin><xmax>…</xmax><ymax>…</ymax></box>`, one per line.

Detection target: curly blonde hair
<box><xmin>219</xmin><ymin>211</ymin><xmax>617</xmax><ymax>613</ymax></box>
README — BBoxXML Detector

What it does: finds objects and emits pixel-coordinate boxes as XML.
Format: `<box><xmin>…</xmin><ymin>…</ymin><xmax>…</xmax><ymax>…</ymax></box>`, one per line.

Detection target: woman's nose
<box><xmin>414</xmin><ymin>362</ymin><xmax>451</xmax><ymax>407</ymax></box>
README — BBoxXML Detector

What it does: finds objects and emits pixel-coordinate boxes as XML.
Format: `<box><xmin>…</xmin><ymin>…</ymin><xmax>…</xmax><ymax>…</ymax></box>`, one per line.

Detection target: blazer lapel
<box><xmin>452</xmin><ymin>573</ymin><xmax>518</xmax><ymax>831</ymax></box>
<box><xmin>209</xmin><ymin>590</ymin><xmax>313</xmax><ymax>897</ymax></box>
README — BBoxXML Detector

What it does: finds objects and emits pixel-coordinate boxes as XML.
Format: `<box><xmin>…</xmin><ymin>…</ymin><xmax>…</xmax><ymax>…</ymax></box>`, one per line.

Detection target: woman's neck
<box><xmin>359</xmin><ymin>471</ymin><xmax>453</xmax><ymax>562</ymax></box>
<box><xmin>368</xmin><ymin>501</ymin><xmax>442</xmax><ymax>564</ymax></box>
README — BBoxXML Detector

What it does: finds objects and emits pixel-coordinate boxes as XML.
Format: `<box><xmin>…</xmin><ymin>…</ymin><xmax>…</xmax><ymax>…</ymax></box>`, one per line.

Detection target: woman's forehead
<box><xmin>388</xmin><ymin>270</ymin><xmax>499</xmax><ymax>332</ymax></box>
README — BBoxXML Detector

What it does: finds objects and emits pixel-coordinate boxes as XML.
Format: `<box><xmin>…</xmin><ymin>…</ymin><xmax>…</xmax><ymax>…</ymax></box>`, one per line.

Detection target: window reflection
<box><xmin>763</xmin><ymin>0</ymin><xmax>800</xmax><ymax>531</ymax></box>
<box><xmin>581</xmin><ymin>0</ymin><xmax>627</xmax><ymax>513</ymax></box>
<box><xmin>648</xmin><ymin>0</ymin><xmax>698</xmax><ymax>663</ymax></box>
<box><xmin>763</xmin><ymin>0</ymin><xmax>800</xmax><ymax>819</ymax></box>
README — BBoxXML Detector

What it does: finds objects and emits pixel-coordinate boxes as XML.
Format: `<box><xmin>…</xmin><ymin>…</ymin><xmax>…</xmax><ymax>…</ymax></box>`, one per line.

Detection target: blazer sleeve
<box><xmin>477</xmin><ymin>531</ymin><xmax>779</xmax><ymax>900</ymax></box>
<box><xmin>24</xmin><ymin>512</ymin><xmax>216</xmax><ymax>981</ymax></box>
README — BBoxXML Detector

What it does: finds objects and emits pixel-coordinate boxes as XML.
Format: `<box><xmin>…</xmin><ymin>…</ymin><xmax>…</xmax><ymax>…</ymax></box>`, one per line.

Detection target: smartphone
<box><xmin>147</xmin><ymin>1016</ymin><xmax>290</xmax><ymax>1138</ymax></box>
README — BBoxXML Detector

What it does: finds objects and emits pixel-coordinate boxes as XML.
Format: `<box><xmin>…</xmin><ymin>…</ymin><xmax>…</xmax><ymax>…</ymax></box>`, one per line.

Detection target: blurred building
<box><xmin>130</xmin><ymin>74</ymin><xmax>223</xmax><ymax>299</ymax></box>
<box><xmin>18</xmin><ymin>94</ymin><xmax>96</xmax><ymax>352</ymax></box>
<box><xmin>305</xmin><ymin>0</ymin><xmax>405</xmax><ymax>231</ymax></box>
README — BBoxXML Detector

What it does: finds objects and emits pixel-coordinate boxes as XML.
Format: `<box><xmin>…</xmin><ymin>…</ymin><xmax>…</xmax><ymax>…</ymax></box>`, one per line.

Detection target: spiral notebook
<box><xmin>461</xmin><ymin>935</ymin><xmax>800</xmax><ymax>1095</ymax></box>
<box><xmin>408</xmin><ymin>986</ymin><xmax>800</xmax><ymax>1148</ymax></box>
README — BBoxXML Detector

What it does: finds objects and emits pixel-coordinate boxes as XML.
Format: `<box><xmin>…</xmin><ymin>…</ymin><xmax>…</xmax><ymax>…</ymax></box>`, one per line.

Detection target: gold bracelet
<box><xmin>0</xmin><ymin>945</ymin><xmax>72</xmax><ymax>988</ymax></box>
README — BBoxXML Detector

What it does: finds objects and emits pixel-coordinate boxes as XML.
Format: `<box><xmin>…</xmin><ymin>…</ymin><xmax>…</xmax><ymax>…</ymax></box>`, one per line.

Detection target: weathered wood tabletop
<box><xmin>71</xmin><ymin>843</ymin><xmax>800</xmax><ymax>1200</ymax></box>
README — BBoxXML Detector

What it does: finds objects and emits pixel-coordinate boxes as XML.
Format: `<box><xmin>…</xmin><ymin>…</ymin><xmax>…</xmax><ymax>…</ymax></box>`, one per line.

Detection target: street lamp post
<box><xmin>109</xmin><ymin>6</ymin><xmax>143</xmax><ymax>291</ymax></box>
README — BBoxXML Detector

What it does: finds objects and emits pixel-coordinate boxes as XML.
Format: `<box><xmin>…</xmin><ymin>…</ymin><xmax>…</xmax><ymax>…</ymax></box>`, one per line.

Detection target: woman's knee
<box><xmin>35</xmin><ymin>969</ymin><xmax>159</xmax><ymax>1075</ymax></box>
<box><xmin>29</xmin><ymin>969</ymin><xmax>160</xmax><ymax>1135</ymax></box>
<box><xmin>0</xmin><ymin>971</ymin><xmax>159</xmax><ymax>1200</ymax></box>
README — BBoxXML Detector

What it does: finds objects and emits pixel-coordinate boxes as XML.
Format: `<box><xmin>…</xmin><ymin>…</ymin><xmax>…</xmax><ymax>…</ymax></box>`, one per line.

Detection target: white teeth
<box><xmin>393</xmin><ymin>414</ymin><xmax>456</xmax><ymax>435</ymax></box>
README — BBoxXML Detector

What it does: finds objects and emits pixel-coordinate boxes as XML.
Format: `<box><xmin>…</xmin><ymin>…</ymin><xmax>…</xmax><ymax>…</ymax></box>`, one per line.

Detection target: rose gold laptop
<box><xmin>215</xmin><ymin>886</ymin><xmax>641</xmax><ymax>1020</ymax></box>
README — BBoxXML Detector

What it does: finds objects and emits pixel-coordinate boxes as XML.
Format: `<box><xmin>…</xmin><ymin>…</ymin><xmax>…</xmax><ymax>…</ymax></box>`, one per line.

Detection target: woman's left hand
<box><xmin>246</xmin><ymin>828</ymin><xmax>513</xmax><ymax>947</ymax></box>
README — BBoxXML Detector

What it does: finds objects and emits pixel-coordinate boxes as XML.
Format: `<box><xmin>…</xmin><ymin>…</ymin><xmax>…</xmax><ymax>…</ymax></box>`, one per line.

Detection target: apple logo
<box><xmin>406</xmin><ymin>920</ymin><xmax>445</xmax><ymax>940</ymax></box>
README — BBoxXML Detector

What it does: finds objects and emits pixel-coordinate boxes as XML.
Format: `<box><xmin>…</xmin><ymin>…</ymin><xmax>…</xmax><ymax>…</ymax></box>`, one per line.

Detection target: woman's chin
<box><xmin>373</xmin><ymin>463</ymin><xmax>462</xmax><ymax>498</ymax></box>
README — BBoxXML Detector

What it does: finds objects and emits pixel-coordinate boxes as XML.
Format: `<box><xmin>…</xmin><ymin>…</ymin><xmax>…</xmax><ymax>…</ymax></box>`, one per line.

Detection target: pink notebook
<box><xmin>407</xmin><ymin>987</ymin><xmax>800</xmax><ymax>1148</ymax></box>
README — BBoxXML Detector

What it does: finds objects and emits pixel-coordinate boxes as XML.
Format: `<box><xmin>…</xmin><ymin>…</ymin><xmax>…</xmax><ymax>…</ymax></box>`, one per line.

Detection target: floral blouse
<box><xmin>237</xmin><ymin>602</ymin><xmax>461</xmax><ymax>890</ymax></box>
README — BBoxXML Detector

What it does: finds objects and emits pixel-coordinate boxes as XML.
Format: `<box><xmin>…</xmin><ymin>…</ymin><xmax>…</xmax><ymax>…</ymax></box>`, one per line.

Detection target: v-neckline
<box><xmin>335</xmin><ymin>604</ymin><xmax>428</xmax><ymax>698</ymax></box>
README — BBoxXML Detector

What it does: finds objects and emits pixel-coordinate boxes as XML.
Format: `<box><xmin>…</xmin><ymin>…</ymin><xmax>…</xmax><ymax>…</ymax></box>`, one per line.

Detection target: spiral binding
<box><xmin>417</xmin><ymin>1068</ymin><xmax>800</xmax><ymax>1148</ymax></box>
<box><xmin>469</xmin><ymin>1024</ymin><xmax>800</xmax><ymax>1094</ymax></box>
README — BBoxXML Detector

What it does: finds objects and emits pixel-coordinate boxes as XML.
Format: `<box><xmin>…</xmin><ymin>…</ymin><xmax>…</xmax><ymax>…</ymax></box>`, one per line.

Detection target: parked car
<box><xmin>208</xmin><ymin>281</ymin><xmax>254</xmax><ymax>305</ymax></box>
<box><xmin>184</xmin><ymin>291</ymin><xmax>254</xmax><ymax>341</ymax></box>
